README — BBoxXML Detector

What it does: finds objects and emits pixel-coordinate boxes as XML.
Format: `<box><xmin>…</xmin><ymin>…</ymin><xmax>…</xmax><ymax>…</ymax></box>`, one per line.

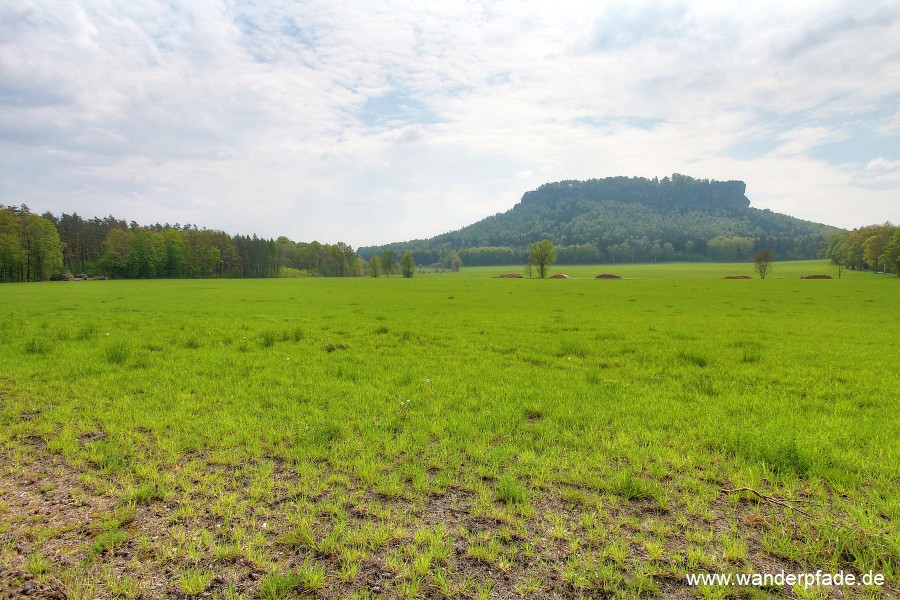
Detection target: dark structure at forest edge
<box><xmin>360</xmin><ymin>174</ymin><xmax>842</xmax><ymax>266</ymax></box>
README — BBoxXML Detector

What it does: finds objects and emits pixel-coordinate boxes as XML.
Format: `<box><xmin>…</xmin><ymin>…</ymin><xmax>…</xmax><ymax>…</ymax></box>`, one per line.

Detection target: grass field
<box><xmin>1</xmin><ymin>261</ymin><xmax>898</xmax><ymax>599</ymax></box>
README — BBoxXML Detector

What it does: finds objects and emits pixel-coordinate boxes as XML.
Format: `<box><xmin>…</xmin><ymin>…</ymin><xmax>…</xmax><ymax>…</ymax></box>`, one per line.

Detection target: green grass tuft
<box><xmin>260</xmin><ymin>330</ymin><xmax>278</xmax><ymax>348</ymax></box>
<box><xmin>259</xmin><ymin>572</ymin><xmax>301</xmax><ymax>600</ymax></box>
<box><xmin>496</xmin><ymin>475</ymin><xmax>528</xmax><ymax>504</ymax></box>
<box><xmin>24</xmin><ymin>337</ymin><xmax>51</xmax><ymax>355</ymax></box>
<box><xmin>104</xmin><ymin>340</ymin><xmax>131</xmax><ymax>365</ymax></box>
<box><xmin>677</xmin><ymin>350</ymin><xmax>708</xmax><ymax>367</ymax></box>
<box><xmin>609</xmin><ymin>470</ymin><xmax>660</xmax><ymax>502</ymax></box>
<box><xmin>124</xmin><ymin>481</ymin><xmax>166</xmax><ymax>505</ymax></box>
<box><xmin>178</xmin><ymin>569</ymin><xmax>214</xmax><ymax>596</ymax></box>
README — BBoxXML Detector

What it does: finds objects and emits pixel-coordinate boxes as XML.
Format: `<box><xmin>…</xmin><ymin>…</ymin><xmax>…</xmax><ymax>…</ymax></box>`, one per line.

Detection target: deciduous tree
<box><xmin>753</xmin><ymin>248</ymin><xmax>773</xmax><ymax>279</ymax></box>
<box><xmin>528</xmin><ymin>240</ymin><xmax>556</xmax><ymax>279</ymax></box>
<box><xmin>369</xmin><ymin>255</ymin><xmax>381</xmax><ymax>277</ymax></box>
<box><xmin>883</xmin><ymin>229</ymin><xmax>900</xmax><ymax>277</ymax></box>
<box><xmin>381</xmin><ymin>250</ymin><xmax>396</xmax><ymax>277</ymax></box>
<box><xmin>863</xmin><ymin>226</ymin><xmax>892</xmax><ymax>272</ymax></box>
<box><xmin>400</xmin><ymin>251</ymin><xmax>415</xmax><ymax>278</ymax></box>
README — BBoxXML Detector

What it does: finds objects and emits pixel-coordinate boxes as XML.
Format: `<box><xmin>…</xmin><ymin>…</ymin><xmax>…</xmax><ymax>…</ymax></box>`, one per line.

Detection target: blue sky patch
<box><xmin>359</xmin><ymin>91</ymin><xmax>441</xmax><ymax>129</ymax></box>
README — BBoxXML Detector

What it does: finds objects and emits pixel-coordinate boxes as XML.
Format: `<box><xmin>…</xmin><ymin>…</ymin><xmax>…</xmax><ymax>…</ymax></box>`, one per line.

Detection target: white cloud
<box><xmin>862</xmin><ymin>157</ymin><xmax>900</xmax><ymax>186</ymax></box>
<box><xmin>1</xmin><ymin>0</ymin><xmax>898</xmax><ymax>245</ymax></box>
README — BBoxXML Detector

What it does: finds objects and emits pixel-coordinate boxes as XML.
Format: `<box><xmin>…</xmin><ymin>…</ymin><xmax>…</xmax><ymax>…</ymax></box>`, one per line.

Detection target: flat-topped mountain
<box><xmin>359</xmin><ymin>174</ymin><xmax>841</xmax><ymax>265</ymax></box>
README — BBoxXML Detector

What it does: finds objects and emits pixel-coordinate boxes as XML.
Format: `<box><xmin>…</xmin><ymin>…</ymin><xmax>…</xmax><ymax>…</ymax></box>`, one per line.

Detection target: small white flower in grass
<box><xmin>106</xmin><ymin>332</ymin><xmax>110</xmax><ymax>336</ymax></box>
<box><xmin>426</xmin><ymin>378</ymin><xmax>430</xmax><ymax>384</ymax></box>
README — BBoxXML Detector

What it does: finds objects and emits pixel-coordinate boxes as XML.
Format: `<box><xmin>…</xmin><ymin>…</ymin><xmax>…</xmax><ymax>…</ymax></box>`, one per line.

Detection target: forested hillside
<box><xmin>359</xmin><ymin>174</ymin><xmax>842</xmax><ymax>266</ymax></box>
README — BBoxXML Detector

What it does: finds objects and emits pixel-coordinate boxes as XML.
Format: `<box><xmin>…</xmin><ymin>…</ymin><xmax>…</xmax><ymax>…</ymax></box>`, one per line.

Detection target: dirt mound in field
<box><xmin>724</xmin><ymin>275</ymin><xmax>752</xmax><ymax>279</ymax></box>
<box><xmin>492</xmin><ymin>273</ymin><xmax>523</xmax><ymax>278</ymax></box>
<box><xmin>801</xmin><ymin>274</ymin><xmax>833</xmax><ymax>279</ymax></box>
<box><xmin>595</xmin><ymin>273</ymin><xmax>622</xmax><ymax>279</ymax></box>
<box><xmin>550</xmin><ymin>274</ymin><xmax>570</xmax><ymax>279</ymax></box>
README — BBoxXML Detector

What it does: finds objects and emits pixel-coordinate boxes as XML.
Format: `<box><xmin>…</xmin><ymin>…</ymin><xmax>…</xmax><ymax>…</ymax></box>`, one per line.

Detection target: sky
<box><xmin>2</xmin><ymin>1</ymin><xmax>899</xmax><ymax>247</ymax></box>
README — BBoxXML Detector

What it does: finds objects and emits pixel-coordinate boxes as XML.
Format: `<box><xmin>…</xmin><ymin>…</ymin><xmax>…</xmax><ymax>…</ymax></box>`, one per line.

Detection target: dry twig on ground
<box><xmin>720</xmin><ymin>487</ymin><xmax>813</xmax><ymax>518</ymax></box>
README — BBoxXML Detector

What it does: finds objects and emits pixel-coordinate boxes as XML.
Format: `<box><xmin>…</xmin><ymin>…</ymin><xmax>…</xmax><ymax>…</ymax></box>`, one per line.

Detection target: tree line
<box><xmin>0</xmin><ymin>205</ymin><xmax>65</xmax><ymax>283</ymax></box>
<box><xmin>5</xmin><ymin>200</ymin><xmax>894</xmax><ymax>283</ymax></box>
<box><xmin>0</xmin><ymin>205</ymin><xmax>370</xmax><ymax>281</ymax></box>
<box><xmin>362</xmin><ymin>233</ymin><xmax>813</xmax><ymax>268</ymax></box>
<box><xmin>826</xmin><ymin>223</ymin><xmax>900</xmax><ymax>276</ymax></box>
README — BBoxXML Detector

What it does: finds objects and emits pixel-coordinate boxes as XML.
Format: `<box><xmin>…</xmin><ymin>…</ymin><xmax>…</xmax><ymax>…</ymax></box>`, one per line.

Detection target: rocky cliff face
<box><xmin>519</xmin><ymin>175</ymin><xmax>749</xmax><ymax>215</ymax></box>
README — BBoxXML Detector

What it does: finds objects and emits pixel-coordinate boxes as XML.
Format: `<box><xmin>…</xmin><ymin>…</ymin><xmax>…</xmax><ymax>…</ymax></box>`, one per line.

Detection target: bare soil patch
<box><xmin>3</xmin><ymin>437</ymin><xmax>895</xmax><ymax>599</ymax></box>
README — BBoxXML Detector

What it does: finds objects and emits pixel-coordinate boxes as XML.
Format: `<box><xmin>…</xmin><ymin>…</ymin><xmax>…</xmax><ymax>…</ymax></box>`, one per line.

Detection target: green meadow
<box><xmin>1</xmin><ymin>261</ymin><xmax>898</xmax><ymax>599</ymax></box>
